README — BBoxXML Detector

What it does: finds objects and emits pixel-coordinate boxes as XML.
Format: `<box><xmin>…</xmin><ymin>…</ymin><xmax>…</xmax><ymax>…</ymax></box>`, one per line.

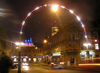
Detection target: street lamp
<box><xmin>15</xmin><ymin>31</ymin><xmax>23</xmax><ymax>73</ymax></box>
<box><xmin>52</xmin><ymin>5</ymin><xmax>58</xmax><ymax>11</ymax></box>
<box><xmin>43</xmin><ymin>39</ymin><xmax>52</xmax><ymax>56</ymax></box>
<box><xmin>44</xmin><ymin>39</ymin><xmax>47</xmax><ymax>43</ymax></box>
<box><xmin>35</xmin><ymin>47</ymin><xmax>38</xmax><ymax>49</ymax></box>
<box><xmin>43</xmin><ymin>39</ymin><xmax>52</xmax><ymax>63</ymax></box>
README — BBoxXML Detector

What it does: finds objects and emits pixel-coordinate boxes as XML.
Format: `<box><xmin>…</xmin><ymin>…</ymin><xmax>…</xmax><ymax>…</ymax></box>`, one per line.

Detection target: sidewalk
<box><xmin>64</xmin><ymin>65</ymin><xmax>81</xmax><ymax>70</ymax></box>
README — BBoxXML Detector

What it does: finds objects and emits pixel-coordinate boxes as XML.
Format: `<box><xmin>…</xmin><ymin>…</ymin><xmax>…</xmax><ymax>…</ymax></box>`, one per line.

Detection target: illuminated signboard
<box><xmin>53</xmin><ymin>52</ymin><xmax>61</xmax><ymax>56</ymax></box>
<box><xmin>11</xmin><ymin>56</ymin><xmax>28</xmax><ymax>58</ymax></box>
<box><xmin>23</xmin><ymin>37</ymin><xmax>34</xmax><ymax>47</ymax></box>
<box><xmin>24</xmin><ymin>43</ymin><xmax>34</xmax><ymax>46</ymax></box>
<box><xmin>25</xmin><ymin>37</ymin><xmax>32</xmax><ymax>43</ymax></box>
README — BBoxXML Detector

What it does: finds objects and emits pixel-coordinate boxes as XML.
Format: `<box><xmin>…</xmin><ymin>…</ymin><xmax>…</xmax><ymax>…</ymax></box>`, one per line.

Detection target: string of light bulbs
<box><xmin>20</xmin><ymin>4</ymin><xmax>87</xmax><ymax>39</ymax></box>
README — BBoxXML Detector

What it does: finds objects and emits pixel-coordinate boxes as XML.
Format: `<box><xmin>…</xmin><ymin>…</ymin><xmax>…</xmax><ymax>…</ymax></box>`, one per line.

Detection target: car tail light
<box><xmin>60</xmin><ymin>62</ymin><xmax>64</xmax><ymax>65</ymax></box>
<box><xmin>51</xmin><ymin>62</ymin><xmax>54</xmax><ymax>65</ymax></box>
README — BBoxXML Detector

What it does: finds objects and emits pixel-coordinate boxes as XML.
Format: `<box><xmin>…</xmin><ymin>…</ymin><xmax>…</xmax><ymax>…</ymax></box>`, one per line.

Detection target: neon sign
<box><xmin>24</xmin><ymin>38</ymin><xmax>34</xmax><ymax>46</ymax></box>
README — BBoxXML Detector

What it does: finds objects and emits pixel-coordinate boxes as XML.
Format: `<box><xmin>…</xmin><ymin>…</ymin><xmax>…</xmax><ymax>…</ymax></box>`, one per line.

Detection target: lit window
<box><xmin>72</xmin><ymin>34</ymin><xmax>75</xmax><ymax>39</ymax></box>
<box><xmin>95</xmin><ymin>44</ymin><xmax>99</xmax><ymax>50</ymax></box>
<box><xmin>80</xmin><ymin>34</ymin><xmax>83</xmax><ymax>39</ymax></box>
<box><xmin>68</xmin><ymin>34</ymin><xmax>71</xmax><ymax>39</ymax></box>
<box><xmin>93</xmin><ymin>32</ymin><xmax>98</xmax><ymax>39</ymax></box>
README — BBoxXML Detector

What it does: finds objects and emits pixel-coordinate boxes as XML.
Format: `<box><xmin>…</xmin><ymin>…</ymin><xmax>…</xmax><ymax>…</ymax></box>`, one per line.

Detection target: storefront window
<box><xmin>95</xmin><ymin>44</ymin><xmax>99</xmax><ymax>50</ymax></box>
<box><xmin>23</xmin><ymin>58</ymin><xmax>27</xmax><ymax>62</ymax></box>
<box><xmin>13</xmin><ymin>58</ymin><xmax>17</xmax><ymax>62</ymax></box>
<box><xmin>33</xmin><ymin>58</ymin><xmax>36</xmax><ymax>62</ymax></box>
<box><xmin>29</xmin><ymin>58</ymin><xmax>31</xmax><ymax>61</ymax></box>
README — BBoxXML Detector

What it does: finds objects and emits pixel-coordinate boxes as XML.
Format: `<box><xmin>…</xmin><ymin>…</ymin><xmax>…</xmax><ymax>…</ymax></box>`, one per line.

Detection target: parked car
<box><xmin>10</xmin><ymin>64</ymin><xmax>18</xmax><ymax>69</ymax></box>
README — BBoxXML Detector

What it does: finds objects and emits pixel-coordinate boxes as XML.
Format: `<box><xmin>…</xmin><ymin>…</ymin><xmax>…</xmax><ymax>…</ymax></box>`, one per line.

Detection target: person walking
<box><xmin>0</xmin><ymin>52</ymin><xmax>12</xmax><ymax>73</ymax></box>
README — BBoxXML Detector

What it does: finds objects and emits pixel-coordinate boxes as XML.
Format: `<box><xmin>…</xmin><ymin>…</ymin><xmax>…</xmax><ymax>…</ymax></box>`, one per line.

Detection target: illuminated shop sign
<box><xmin>80</xmin><ymin>51</ymin><xmax>95</xmax><ymax>55</ymax></box>
<box><xmin>89</xmin><ymin>52</ymin><xmax>95</xmax><ymax>55</ymax></box>
<box><xmin>38</xmin><ymin>56</ymin><xmax>42</xmax><ymax>58</ymax></box>
<box><xmin>80</xmin><ymin>52</ymin><xmax>86</xmax><ymax>55</ymax></box>
<box><xmin>24</xmin><ymin>43</ymin><xmax>34</xmax><ymax>46</ymax></box>
<box><xmin>11</xmin><ymin>56</ymin><xmax>28</xmax><ymax>58</ymax></box>
<box><xmin>25</xmin><ymin>38</ymin><xmax>32</xmax><ymax>43</ymax></box>
<box><xmin>23</xmin><ymin>37</ymin><xmax>34</xmax><ymax>46</ymax></box>
<box><xmin>53</xmin><ymin>52</ymin><xmax>61</xmax><ymax>56</ymax></box>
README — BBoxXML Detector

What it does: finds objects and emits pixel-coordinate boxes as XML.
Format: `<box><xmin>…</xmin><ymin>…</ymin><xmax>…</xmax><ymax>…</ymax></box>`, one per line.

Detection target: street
<box><xmin>9</xmin><ymin>63</ymin><xmax>100</xmax><ymax>73</ymax></box>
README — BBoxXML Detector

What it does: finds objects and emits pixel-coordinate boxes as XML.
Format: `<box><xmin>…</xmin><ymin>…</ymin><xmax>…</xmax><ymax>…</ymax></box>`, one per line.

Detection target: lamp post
<box><xmin>15</xmin><ymin>31</ymin><xmax>23</xmax><ymax>73</ymax></box>
<box><xmin>43</xmin><ymin>40</ymin><xmax>52</xmax><ymax>61</ymax></box>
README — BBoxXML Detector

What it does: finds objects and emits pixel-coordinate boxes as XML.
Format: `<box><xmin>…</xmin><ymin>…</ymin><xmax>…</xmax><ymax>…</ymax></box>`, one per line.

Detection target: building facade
<box><xmin>11</xmin><ymin>43</ymin><xmax>43</xmax><ymax>63</ymax></box>
<box><xmin>0</xmin><ymin>22</ymin><xmax>10</xmax><ymax>56</ymax></box>
<box><xmin>43</xmin><ymin>22</ymin><xmax>100</xmax><ymax>66</ymax></box>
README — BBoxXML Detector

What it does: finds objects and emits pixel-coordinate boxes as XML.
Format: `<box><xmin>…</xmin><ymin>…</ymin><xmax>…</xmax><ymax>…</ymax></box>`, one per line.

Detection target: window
<box><xmin>96</xmin><ymin>55</ymin><xmax>99</xmax><ymax>57</ymax></box>
<box><xmin>29</xmin><ymin>50</ymin><xmax>31</xmax><ymax>52</ymax></box>
<box><xmin>81</xmin><ymin>55</ymin><xmax>85</xmax><ymax>59</ymax></box>
<box><xmin>29</xmin><ymin>58</ymin><xmax>31</xmax><ymax>61</ymax></box>
<box><xmin>88</xmin><ymin>46</ymin><xmax>91</xmax><ymax>50</ymax></box>
<box><xmin>24</xmin><ymin>50</ymin><xmax>27</xmax><ymax>52</ymax></box>
<box><xmin>81</xmin><ymin>46</ymin><xmax>84</xmax><ymax>50</ymax></box>
<box><xmin>95</xmin><ymin>44</ymin><xmax>99</xmax><ymax>50</ymax></box>
<box><xmin>33</xmin><ymin>50</ymin><xmax>37</xmax><ymax>52</ymax></box>
<box><xmin>69</xmin><ymin>44</ymin><xmax>71</xmax><ymax>46</ymax></box>
<box><xmin>61</xmin><ymin>45</ymin><xmax>64</xmax><ymax>51</ymax></box>
<box><xmin>23</xmin><ymin>58</ymin><xmax>27</xmax><ymax>62</ymax></box>
<box><xmin>29</xmin><ymin>54</ymin><xmax>31</xmax><ymax>56</ymax></box>
<box><xmin>72</xmin><ymin>34</ymin><xmax>75</xmax><ymax>39</ymax></box>
<box><xmin>71</xmin><ymin>58</ymin><xmax>74</xmax><ymax>63</ymax></box>
<box><xmin>13</xmin><ymin>58</ymin><xmax>17</xmax><ymax>62</ymax></box>
<box><xmin>93</xmin><ymin>32</ymin><xmax>98</xmax><ymax>39</ymax></box>
<box><xmin>34</xmin><ymin>54</ymin><xmax>36</xmax><ymax>56</ymax></box>
<box><xmin>80</xmin><ymin>34</ymin><xmax>83</xmax><ymax>39</ymax></box>
<box><xmin>40</xmin><ymin>49</ymin><xmax>41</xmax><ymax>52</ymax></box>
<box><xmin>68</xmin><ymin>34</ymin><xmax>71</xmax><ymax>39</ymax></box>
<box><xmin>38</xmin><ymin>49</ymin><xmax>41</xmax><ymax>52</ymax></box>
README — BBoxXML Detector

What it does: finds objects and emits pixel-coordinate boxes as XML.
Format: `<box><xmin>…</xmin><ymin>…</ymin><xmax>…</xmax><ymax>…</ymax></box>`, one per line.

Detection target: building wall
<box><xmin>0</xmin><ymin>22</ymin><xmax>10</xmax><ymax>56</ymax></box>
<box><xmin>11</xmin><ymin>46</ymin><xmax>43</xmax><ymax>63</ymax></box>
<box><xmin>43</xmin><ymin>23</ymin><xmax>100</xmax><ymax>66</ymax></box>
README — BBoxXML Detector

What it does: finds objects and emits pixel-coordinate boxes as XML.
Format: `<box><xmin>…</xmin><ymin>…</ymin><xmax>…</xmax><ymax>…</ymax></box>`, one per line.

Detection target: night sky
<box><xmin>0</xmin><ymin>0</ymin><xmax>99</xmax><ymax>45</ymax></box>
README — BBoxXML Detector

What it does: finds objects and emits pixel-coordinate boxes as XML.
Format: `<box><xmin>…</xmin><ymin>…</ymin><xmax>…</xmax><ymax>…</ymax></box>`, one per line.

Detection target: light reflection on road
<box><xmin>22</xmin><ymin>66</ymin><xmax>29</xmax><ymax>70</ymax></box>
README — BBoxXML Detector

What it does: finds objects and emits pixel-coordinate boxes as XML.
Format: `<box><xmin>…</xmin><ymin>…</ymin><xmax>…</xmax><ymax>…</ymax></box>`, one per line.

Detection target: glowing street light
<box><xmin>94</xmin><ymin>39</ymin><xmax>98</xmax><ymax>42</ymax></box>
<box><xmin>44</xmin><ymin>39</ymin><xmax>47</xmax><ymax>43</ymax></box>
<box><xmin>35</xmin><ymin>47</ymin><xmax>38</xmax><ymax>49</ymax></box>
<box><xmin>52</xmin><ymin>5</ymin><xmax>58</xmax><ymax>11</ymax></box>
<box><xmin>15</xmin><ymin>42</ymin><xmax>24</xmax><ymax>46</ymax></box>
<box><xmin>43</xmin><ymin>39</ymin><xmax>52</xmax><ymax>59</ymax></box>
<box><xmin>20</xmin><ymin>31</ymin><xmax>23</xmax><ymax>35</ymax></box>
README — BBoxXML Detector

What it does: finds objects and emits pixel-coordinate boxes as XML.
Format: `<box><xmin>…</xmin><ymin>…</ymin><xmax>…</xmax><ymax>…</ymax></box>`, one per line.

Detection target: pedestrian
<box><xmin>0</xmin><ymin>52</ymin><xmax>13</xmax><ymax>73</ymax></box>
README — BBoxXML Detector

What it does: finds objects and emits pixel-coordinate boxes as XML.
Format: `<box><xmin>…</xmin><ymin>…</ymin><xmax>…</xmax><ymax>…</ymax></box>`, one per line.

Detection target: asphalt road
<box><xmin>9</xmin><ymin>63</ymin><xmax>100</xmax><ymax>73</ymax></box>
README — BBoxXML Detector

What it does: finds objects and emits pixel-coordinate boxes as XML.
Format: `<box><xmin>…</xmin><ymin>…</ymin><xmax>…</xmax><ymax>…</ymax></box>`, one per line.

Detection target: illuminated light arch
<box><xmin>20</xmin><ymin>4</ymin><xmax>87</xmax><ymax>39</ymax></box>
